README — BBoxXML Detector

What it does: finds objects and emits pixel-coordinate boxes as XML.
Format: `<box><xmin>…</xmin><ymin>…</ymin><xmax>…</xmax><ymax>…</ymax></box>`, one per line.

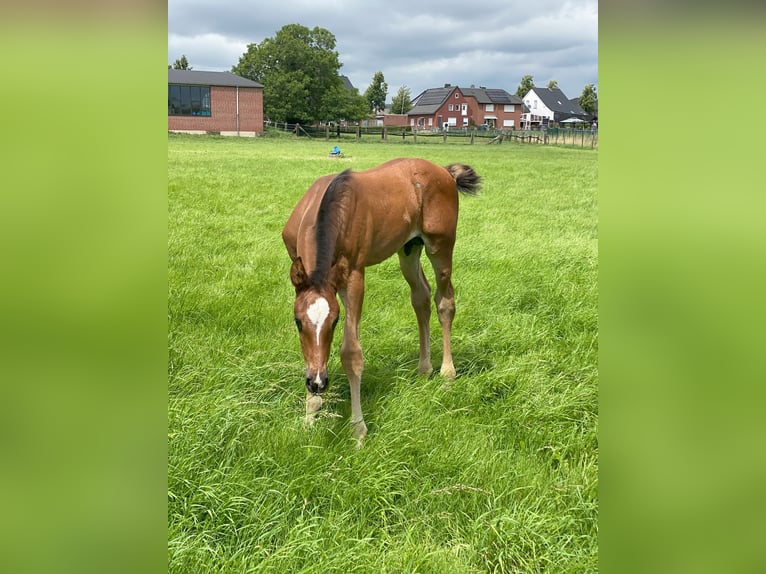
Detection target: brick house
<box><xmin>407</xmin><ymin>84</ymin><xmax>523</xmax><ymax>130</ymax></box>
<box><xmin>168</xmin><ymin>70</ymin><xmax>264</xmax><ymax>136</ymax></box>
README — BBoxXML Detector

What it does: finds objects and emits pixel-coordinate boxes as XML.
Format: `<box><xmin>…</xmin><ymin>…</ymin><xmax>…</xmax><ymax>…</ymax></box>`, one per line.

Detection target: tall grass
<box><xmin>168</xmin><ymin>134</ymin><xmax>597</xmax><ymax>573</ymax></box>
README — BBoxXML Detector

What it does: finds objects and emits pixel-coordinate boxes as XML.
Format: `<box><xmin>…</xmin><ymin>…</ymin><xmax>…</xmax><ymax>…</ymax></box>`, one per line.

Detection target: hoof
<box><xmin>351</xmin><ymin>419</ymin><xmax>368</xmax><ymax>448</ymax></box>
<box><xmin>440</xmin><ymin>364</ymin><xmax>457</xmax><ymax>379</ymax></box>
<box><xmin>418</xmin><ymin>362</ymin><xmax>434</xmax><ymax>377</ymax></box>
<box><xmin>304</xmin><ymin>394</ymin><xmax>323</xmax><ymax>428</ymax></box>
<box><xmin>306</xmin><ymin>393</ymin><xmax>323</xmax><ymax>415</ymax></box>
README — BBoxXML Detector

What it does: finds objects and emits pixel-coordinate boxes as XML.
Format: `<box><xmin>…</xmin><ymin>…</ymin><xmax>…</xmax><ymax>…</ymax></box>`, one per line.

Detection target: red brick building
<box><xmin>407</xmin><ymin>84</ymin><xmax>523</xmax><ymax>131</ymax></box>
<box><xmin>168</xmin><ymin>70</ymin><xmax>264</xmax><ymax>136</ymax></box>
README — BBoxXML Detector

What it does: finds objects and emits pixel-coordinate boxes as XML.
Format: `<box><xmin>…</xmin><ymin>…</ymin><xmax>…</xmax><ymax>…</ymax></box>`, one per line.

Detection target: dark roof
<box><xmin>486</xmin><ymin>88</ymin><xmax>522</xmax><ymax>104</ymax></box>
<box><xmin>168</xmin><ymin>69</ymin><xmax>263</xmax><ymax>88</ymax></box>
<box><xmin>340</xmin><ymin>75</ymin><xmax>355</xmax><ymax>90</ymax></box>
<box><xmin>462</xmin><ymin>87</ymin><xmax>522</xmax><ymax>105</ymax></box>
<box><xmin>408</xmin><ymin>87</ymin><xmax>454</xmax><ymax>114</ymax></box>
<box><xmin>530</xmin><ymin>87</ymin><xmax>585</xmax><ymax>115</ymax></box>
<box><xmin>408</xmin><ymin>85</ymin><xmax>522</xmax><ymax>115</ymax></box>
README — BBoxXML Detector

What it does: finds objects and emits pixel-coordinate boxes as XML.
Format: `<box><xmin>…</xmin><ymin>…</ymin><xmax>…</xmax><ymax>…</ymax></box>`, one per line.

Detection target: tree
<box><xmin>547</xmin><ymin>80</ymin><xmax>559</xmax><ymax>89</ymax></box>
<box><xmin>232</xmin><ymin>24</ymin><xmax>344</xmax><ymax>124</ymax></box>
<box><xmin>390</xmin><ymin>85</ymin><xmax>413</xmax><ymax>115</ymax></box>
<box><xmin>515</xmin><ymin>75</ymin><xmax>535</xmax><ymax>98</ymax></box>
<box><xmin>579</xmin><ymin>84</ymin><xmax>598</xmax><ymax>115</ymax></box>
<box><xmin>330</xmin><ymin>83</ymin><xmax>370</xmax><ymax>123</ymax></box>
<box><xmin>364</xmin><ymin>71</ymin><xmax>388</xmax><ymax>114</ymax></box>
<box><xmin>170</xmin><ymin>55</ymin><xmax>192</xmax><ymax>70</ymax></box>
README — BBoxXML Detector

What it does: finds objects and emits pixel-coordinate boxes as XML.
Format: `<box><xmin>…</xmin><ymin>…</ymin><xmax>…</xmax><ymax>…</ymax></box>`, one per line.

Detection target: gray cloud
<box><xmin>168</xmin><ymin>0</ymin><xmax>597</xmax><ymax>100</ymax></box>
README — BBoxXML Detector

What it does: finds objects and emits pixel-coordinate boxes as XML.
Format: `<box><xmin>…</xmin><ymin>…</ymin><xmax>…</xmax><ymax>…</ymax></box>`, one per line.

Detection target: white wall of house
<box><xmin>522</xmin><ymin>90</ymin><xmax>554</xmax><ymax>121</ymax></box>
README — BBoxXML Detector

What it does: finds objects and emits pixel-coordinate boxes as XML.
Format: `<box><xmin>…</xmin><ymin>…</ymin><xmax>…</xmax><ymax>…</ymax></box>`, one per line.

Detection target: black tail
<box><xmin>445</xmin><ymin>163</ymin><xmax>482</xmax><ymax>196</ymax></box>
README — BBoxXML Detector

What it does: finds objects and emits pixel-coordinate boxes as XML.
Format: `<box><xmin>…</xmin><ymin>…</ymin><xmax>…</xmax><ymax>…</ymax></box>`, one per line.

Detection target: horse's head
<box><xmin>290</xmin><ymin>258</ymin><xmax>342</xmax><ymax>393</ymax></box>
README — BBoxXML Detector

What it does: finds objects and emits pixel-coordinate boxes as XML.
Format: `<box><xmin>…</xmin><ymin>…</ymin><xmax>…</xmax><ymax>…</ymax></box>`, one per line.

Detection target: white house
<box><xmin>520</xmin><ymin>86</ymin><xmax>588</xmax><ymax>129</ymax></box>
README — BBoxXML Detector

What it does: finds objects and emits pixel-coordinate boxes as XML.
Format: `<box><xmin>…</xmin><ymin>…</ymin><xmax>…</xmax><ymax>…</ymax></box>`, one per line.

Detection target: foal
<box><xmin>282</xmin><ymin>158</ymin><xmax>481</xmax><ymax>445</ymax></box>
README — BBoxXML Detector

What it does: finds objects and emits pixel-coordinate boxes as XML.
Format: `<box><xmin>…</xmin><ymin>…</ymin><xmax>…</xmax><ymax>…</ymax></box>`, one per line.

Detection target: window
<box><xmin>455</xmin><ymin>93</ymin><xmax>459</xmax><ymax>98</ymax></box>
<box><xmin>486</xmin><ymin>104</ymin><xmax>494</xmax><ymax>112</ymax></box>
<box><xmin>503</xmin><ymin>119</ymin><xmax>515</xmax><ymax>127</ymax></box>
<box><xmin>504</xmin><ymin>104</ymin><xmax>515</xmax><ymax>112</ymax></box>
<box><xmin>448</xmin><ymin>104</ymin><xmax>453</xmax><ymax>111</ymax></box>
<box><xmin>168</xmin><ymin>84</ymin><xmax>211</xmax><ymax>116</ymax></box>
<box><xmin>463</xmin><ymin>117</ymin><xmax>469</xmax><ymax>126</ymax></box>
<box><xmin>462</xmin><ymin>104</ymin><xmax>467</xmax><ymax>112</ymax></box>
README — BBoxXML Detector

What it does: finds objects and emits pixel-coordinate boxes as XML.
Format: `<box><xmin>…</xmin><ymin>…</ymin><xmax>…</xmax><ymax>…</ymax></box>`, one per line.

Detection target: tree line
<box><xmin>171</xmin><ymin>24</ymin><xmax>597</xmax><ymax>125</ymax></box>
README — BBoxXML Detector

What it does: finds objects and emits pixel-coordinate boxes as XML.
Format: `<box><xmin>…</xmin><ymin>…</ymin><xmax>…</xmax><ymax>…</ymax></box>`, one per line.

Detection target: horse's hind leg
<box><xmin>398</xmin><ymin>242</ymin><xmax>433</xmax><ymax>376</ymax></box>
<box><xmin>424</xmin><ymin>239</ymin><xmax>457</xmax><ymax>379</ymax></box>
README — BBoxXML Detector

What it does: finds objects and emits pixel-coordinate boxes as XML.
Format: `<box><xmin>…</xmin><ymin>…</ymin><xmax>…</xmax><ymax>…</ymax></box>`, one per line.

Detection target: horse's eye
<box><xmin>294</xmin><ymin>317</ymin><xmax>302</xmax><ymax>332</ymax></box>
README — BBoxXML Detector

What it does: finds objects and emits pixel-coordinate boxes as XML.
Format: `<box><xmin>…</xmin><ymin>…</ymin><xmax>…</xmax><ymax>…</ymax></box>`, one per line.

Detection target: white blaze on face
<box><xmin>306</xmin><ymin>296</ymin><xmax>330</xmax><ymax>345</ymax></box>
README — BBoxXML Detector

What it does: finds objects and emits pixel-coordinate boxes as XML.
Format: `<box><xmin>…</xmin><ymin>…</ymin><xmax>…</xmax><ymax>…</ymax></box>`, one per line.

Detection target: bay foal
<box><xmin>282</xmin><ymin>158</ymin><xmax>480</xmax><ymax>445</ymax></box>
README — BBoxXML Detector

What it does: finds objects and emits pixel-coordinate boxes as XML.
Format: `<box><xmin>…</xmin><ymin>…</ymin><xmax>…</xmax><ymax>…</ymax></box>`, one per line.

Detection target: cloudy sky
<box><xmin>168</xmin><ymin>0</ymin><xmax>597</xmax><ymax>101</ymax></box>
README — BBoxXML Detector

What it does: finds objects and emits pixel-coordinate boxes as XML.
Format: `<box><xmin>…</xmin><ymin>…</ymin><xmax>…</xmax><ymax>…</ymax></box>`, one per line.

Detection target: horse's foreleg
<box><xmin>338</xmin><ymin>270</ymin><xmax>367</xmax><ymax>446</ymax></box>
<box><xmin>398</xmin><ymin>247</ymin><xmax>433</xmax><ymax>375</ymax></box>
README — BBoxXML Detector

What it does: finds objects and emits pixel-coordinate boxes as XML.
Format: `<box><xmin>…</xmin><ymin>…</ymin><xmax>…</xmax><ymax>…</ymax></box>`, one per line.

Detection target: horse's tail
<box><xmin>445</xmin><ymin>163</ymin><xmax>482</xmax><ymax>196</ymax></box>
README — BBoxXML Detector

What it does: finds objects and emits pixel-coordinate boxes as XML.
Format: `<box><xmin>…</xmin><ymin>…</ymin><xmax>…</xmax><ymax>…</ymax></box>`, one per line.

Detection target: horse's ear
<box><xmin>290</xmin><ymin>257</ymin><xmax>310</xmax><ymax>292</ymax></box>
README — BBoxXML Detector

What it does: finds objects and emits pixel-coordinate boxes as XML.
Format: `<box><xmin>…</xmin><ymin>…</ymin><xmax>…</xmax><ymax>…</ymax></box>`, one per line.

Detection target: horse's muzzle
<box><xmin>306</xmin><ymin>370</ymin><xmax>329</xmax><ymax>393</ymax></box>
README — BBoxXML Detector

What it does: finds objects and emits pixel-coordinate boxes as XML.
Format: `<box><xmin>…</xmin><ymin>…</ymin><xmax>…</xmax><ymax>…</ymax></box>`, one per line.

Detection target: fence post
<box><xmin>413</xmin><ymin>131</ymin><xmax>417</xmax><ymax>143</ymax></box>
<box><xmin>470</xmin><ymin>130</ymin><xmax>475</xmax><ymax>144</ymax></box>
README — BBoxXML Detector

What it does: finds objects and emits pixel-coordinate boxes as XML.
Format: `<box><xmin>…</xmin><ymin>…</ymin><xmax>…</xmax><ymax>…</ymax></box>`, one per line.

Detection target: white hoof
<box><xmin>306</xmin><ymin>393</ymin><xmax>323</xmax><ymax>414</ymax></box>
<box><xmin>440</xmin><ymin>364</ymin><xmax>456</xmax><ymax>379</ymax></box>
<box><xmin>351</xmin><ymin>419</ymin><xmax>368</xmax><ymax>448</ymax></box>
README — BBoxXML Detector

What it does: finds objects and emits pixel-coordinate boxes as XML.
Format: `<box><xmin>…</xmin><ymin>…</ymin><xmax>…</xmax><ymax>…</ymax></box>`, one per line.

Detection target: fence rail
<box><xmin>263</xmin><ymin>120</ymin><xmax>597</xmax><ymax>149</ymax></box>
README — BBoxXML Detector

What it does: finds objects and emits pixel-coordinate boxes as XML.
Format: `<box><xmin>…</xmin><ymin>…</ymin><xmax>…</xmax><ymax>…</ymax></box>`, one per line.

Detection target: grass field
<box><xmin>168</xmin><ymin>134</ymin><xmax>598</xmax><ymax>573</ymax></box>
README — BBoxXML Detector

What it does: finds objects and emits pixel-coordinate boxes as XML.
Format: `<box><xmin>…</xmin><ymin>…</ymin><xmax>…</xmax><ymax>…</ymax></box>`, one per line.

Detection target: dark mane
<box><xmin>310</xmin><ymin>169</ymin><xmax>353</xmax><ymax>286</ymax></box>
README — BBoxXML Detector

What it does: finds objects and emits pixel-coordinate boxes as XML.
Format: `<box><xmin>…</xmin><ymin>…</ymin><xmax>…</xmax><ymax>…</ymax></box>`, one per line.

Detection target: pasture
<box><xmin>168</xmin><ymin>134</ymin><xmax>598</xmax><ymax>573</ymax></box>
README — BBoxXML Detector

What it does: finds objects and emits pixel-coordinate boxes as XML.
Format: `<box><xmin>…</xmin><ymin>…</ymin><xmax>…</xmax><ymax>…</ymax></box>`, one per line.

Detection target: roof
<box><xmin>408</xmin><ymin>87</ymin><xmax>454</xmax><ymax>115</ymax></box>
<box><xmin>168</xmin><ymin>69</ymin><xmax>263</xmax><ymax>88</ymax></box>
<box><xmin>340</xmin><ymin>75</ymin><xmax>355</xmax><ymax>91</ymax></box>
<box><xmin>408</xmin><ymin>85</ymin><xmax>522</xmax><ymax>115</ymax></box>
<box><xmin>529</xmin><ymin>87</ymin><xmax>585</xmax><ymax>115</ymax></box>
<box><xmin>462</xmin><ymin>87</ymin><xmax>522</xmax><ymax>105</ymax></box>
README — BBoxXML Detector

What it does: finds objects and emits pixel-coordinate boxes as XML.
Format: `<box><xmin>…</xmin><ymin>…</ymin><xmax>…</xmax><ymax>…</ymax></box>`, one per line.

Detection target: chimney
<box><xmin>444</xmin><ymin>83</ymin><xmax>451</xmax><ymax>88</ymax></box>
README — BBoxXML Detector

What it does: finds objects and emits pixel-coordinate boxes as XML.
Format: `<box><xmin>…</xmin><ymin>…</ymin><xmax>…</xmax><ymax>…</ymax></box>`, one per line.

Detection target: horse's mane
<box><xmin>310</xmin><ymin>168</ymin><xmax>352</xmax><ymax>287</ymax></box>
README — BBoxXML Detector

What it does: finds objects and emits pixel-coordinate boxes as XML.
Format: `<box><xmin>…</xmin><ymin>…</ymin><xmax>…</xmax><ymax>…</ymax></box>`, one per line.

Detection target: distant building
<box><xmin>407</xmin><ymin>84</ymin><xmax>523</xmax><ymax>130</ymax></box>
<box><xmin>520</xmin><ymin>87</ymin><xmax>588</xmax><ymax>128</ymax></box>
<box><xmin>168</xmin><ymin>70</ymin><xmax>264</xmax><ymax>136</ymax></box>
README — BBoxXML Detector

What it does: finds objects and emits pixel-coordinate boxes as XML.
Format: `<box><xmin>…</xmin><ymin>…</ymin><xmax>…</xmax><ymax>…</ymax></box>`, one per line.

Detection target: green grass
<box><xmin>168</xmin><ymin>134</ymin><xmax>598</xmax><ymax>573</ymax></box>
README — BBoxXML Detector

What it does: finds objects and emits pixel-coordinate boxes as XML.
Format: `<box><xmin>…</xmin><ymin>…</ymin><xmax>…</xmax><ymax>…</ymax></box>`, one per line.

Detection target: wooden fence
<box><xmin>263</xmin><ymin>121</ymin><xmax>597</xmax><ymax>149</ymax></box>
